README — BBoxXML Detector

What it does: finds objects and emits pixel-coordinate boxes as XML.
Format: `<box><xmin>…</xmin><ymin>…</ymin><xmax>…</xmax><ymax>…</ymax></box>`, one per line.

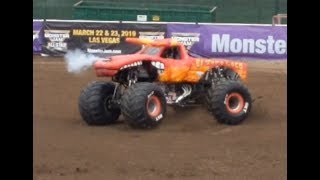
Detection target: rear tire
<box><xmin>207</xmin><ymin>80</ymin><xmax>252</xmax><ymax>125</ymax></box>
<box><xmin>120</xmin><ymin>82</ymin><xmax>166</xmax><ymax>129</ymax></box>
<box><xmin>79</xmin><ymin>81</ymin><xmax>121</xmax><ymax>125</ymax></box>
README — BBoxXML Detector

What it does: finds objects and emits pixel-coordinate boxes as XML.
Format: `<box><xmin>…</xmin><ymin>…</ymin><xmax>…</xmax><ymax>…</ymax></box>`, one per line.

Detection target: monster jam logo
<box><xmin>171</xmin><ymin>32</ymin><xmax>200</xmax><ymax>49</ymax></box>
<box><xmin>139</xmin><ymin>32</ymin><xmax>165</xmax><ymax>40</ymax></box>
<box><xmin>44</xmin><ymin>30</ymin><xmax>70</xmax><ymax>51</ymax></box>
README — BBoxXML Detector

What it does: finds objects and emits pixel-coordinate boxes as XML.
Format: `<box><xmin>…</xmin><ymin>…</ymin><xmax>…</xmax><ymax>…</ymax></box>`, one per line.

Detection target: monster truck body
<box><xmin>79</xmin><ymin>38</ymin><xmax>252</xmax><ymax>129</ymax></box>
<box><xmin>95</xmin><ymin>38</ymin><xmax>247</xmax><ymax>83</ymax></box>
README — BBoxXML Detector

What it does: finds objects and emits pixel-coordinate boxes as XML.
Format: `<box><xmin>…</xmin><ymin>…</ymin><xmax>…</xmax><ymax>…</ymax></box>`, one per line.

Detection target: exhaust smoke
<box><xmin>64</xmin><ymin>49</ymin><xmax>105</xmax><ymax>73</ymax></box>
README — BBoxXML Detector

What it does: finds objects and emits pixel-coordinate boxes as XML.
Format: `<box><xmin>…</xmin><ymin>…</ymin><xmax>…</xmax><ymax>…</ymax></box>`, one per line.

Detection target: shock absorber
<box><xmin>127</xmin><ymin>70</ymin><xmax>138</xmax><ymax>86</ymax></box>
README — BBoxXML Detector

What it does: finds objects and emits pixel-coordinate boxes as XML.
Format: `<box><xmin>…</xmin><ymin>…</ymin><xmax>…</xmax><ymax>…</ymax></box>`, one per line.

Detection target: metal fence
<box><xmin>33</xmin><ymin>0</ymin><xmax>287</xmax><ymax>24</ymax></box>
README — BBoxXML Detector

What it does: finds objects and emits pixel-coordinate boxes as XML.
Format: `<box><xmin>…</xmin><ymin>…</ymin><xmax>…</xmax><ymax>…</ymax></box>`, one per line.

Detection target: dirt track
<box><xmin>33</xmin><ymin>56</ymin><xmax>287</xmax><ymax>180</ymax></box>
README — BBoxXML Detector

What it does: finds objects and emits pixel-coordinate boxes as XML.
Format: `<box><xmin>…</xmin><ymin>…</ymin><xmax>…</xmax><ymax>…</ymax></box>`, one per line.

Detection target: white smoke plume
<box><xmin>64</xmin><ymin>49</ymin><xmax>104</xmax><ymax>74</ymax></box>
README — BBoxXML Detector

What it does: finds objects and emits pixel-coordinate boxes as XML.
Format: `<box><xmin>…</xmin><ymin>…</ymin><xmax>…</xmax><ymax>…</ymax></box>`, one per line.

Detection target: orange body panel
<box><xmin>94</xmin><ymin>38</ymin><xmax>248</xmax><ymax>83</ymax></box>
<box><xmin>157</xmin><ymin>58</ymin><xmax>247</xmax><ymax>83</ymax></box>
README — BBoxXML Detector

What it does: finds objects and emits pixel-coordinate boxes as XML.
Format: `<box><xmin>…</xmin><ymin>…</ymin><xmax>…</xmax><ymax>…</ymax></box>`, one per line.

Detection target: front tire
<box><xmin>120</xmin><ymin>82</ymin><xmax>166</xmax><ymax>129</ymax></box>
<box><xmin>78</xmin><ymin>81</ymin><xmax>121</xmax><ymax>125</ymax></box>
<box><xmin>207</xmin><ymin>80</ymin><xmax>252</xmax><ymax>125</ymax></box>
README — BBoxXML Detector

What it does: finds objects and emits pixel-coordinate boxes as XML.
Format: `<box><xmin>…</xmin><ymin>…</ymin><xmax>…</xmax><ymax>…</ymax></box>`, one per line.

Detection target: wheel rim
<box><xmin>147</xmin><ymin>95</ymin><xmax>162</xmax><ymax>118</ymax></box>
<box><xmin>225</xmin><ymin>92</ymin><xmax>245</xmax><ymax>114</ymax></box>
<box><xmin>104</xmin><ymin>96</ymin><xmax>112</xmax><ymax>111</ymax></box>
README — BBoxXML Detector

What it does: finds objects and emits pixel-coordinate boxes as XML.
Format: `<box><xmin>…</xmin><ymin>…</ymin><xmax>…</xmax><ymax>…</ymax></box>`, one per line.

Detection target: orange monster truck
<box><xmin>79</xmin><ymin>38</ymin><xmax>252</xmax><ymax>129</ymax></box>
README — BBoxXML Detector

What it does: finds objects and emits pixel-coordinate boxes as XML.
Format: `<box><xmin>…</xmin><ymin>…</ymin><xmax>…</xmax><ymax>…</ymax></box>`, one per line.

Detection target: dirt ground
<box><xmin>33</xmin><ymin>56</ymin><xmax>287</xmax><ymax>180</ymax></box>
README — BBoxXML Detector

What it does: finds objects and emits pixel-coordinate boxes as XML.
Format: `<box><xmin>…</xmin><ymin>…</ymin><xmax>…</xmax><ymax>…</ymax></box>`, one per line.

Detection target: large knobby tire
<box><xmin>207</xmin><ymin>80</ymin><xmax>252</xmax><ymax>125</ymax></box>
<box><xmin>79</xmin><ymin>81</ymin><xmax>121</xmax><ymax>125</ymax></box>
<box><xmin>205</xmin><ymin>69</ymin><xmax>240</xmax><ymax>112</ymax></box>
<box><xmin>120</xmin><ymin>82</ymin><xmax>166</xmax><ymax>129</ymax></box>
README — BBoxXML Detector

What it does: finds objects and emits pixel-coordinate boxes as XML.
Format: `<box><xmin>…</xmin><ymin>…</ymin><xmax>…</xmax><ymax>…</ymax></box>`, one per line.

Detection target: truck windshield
<box><xmin>141</xmin><ymin>46</ymin><xmax>161</xmax><ymax>55</ymax></box>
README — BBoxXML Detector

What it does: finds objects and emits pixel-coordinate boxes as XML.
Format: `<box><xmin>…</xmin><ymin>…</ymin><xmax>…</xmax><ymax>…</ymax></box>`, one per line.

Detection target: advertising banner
<box><xmin>35</xmin><ymin>20</ymin><xmax>287</xmax><ymax>60</ymax></box>
<box><xmin>167</xmin><ymin>24</ymin><xmax>287</xmax><ymax>59</ymax></box>
<box><xmin>42</xmin><ymin>21</ymin><xmax>166</xmax><ymax>57</ymax></box>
